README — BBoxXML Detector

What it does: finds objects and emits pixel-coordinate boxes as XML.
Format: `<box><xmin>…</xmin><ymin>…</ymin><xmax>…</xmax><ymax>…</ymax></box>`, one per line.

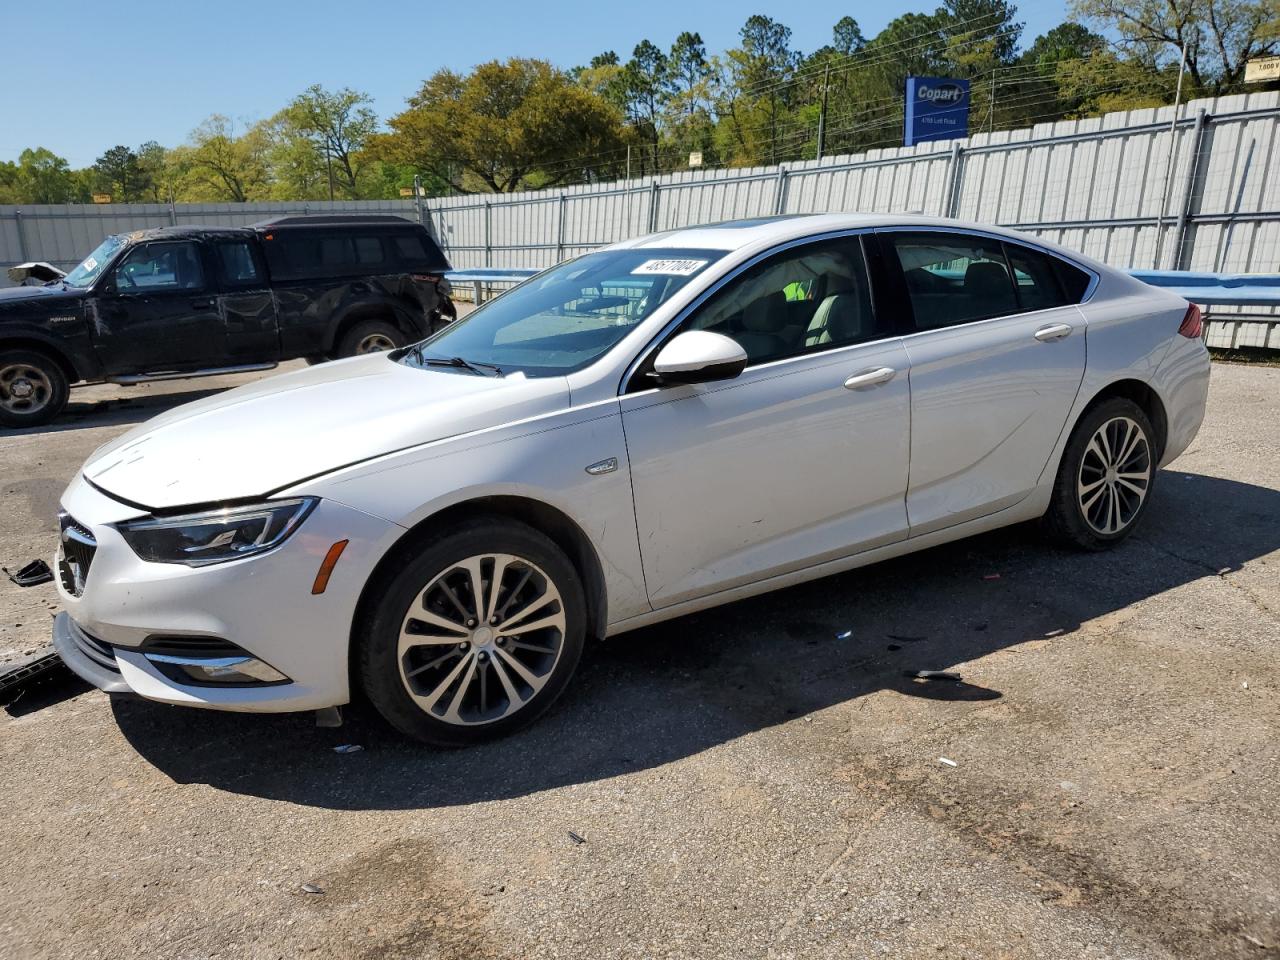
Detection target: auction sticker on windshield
<box><xmin>632</xmin><ymin>259</ymin><xmax>708</xmax><ymax>276</ymax></box>
<box><xmin>82</xmin><ymin>257</ymin><xmax>98</xmax><ymax>273</ymax></box>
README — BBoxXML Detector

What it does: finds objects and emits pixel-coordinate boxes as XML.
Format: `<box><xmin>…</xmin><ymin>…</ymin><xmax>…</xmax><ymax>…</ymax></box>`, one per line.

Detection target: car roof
<box><xmin>609</xmin><ymin>212</ymin><xmax>1111</xmax><ymax>275</ymax></box>
<box><xmin>115</xmin><ymin>225</ymin><xmax>255</xmax><ymax>243</ymax></box>
<box><xmin>613</xmin><ymin>213</ymin><xmax>1048</xmax><ymax>250</ymax></box>
<box><xmin>250</xmin><ymin>214</ymin><xmax>418</xmax><ymax>229</ymax></box>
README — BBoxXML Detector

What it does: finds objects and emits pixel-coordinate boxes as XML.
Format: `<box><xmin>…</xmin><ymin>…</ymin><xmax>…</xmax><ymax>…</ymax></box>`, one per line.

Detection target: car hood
<box><xmin>0</xmin><ymin>283</ymin><xmax>85</xmax><ymax>310</ymax></box>
<box><xmin>83</xmin><ymin>355</ymin><xmax>572</xmax><ymax>510</ymax></box>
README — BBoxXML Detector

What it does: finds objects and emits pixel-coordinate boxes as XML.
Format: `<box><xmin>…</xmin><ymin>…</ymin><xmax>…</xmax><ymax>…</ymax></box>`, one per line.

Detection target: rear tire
<box><xmin>1043</xmin><ymin>397</ymin><xmax>1156</xmax><ymax>550</ymax></box>
<box><xmin>0</xmin><ymin>349</ymin><xmax>69</xmax><ymax>428</ymax></box>
<box><xmin>336</xmin><ymin>320</ymin><xmax>405</xmax><ymax>358</ymax></box>
<box><xmin>358</xmin><ymin>517</ymin><xmax>587</xmax><ymax>747</ymax></box>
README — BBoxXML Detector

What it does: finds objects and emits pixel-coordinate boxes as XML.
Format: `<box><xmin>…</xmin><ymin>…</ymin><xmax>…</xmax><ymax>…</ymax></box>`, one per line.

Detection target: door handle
<box><xmin>843</xmin><ymin>366</ymin><xmax>897</xmax><ymax>390</ymax></box>
<box><xmin>1034</xmin><ymin>323</ymin><xmax>1073</xmax><ymax>342</ymax></box>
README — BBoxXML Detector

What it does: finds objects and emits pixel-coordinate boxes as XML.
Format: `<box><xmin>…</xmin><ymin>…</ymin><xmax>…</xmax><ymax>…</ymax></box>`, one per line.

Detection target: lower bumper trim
<box><xmin>52</xmin><ymin>612</ymin><xmax>135</xmax><ymax>696</ymax></box>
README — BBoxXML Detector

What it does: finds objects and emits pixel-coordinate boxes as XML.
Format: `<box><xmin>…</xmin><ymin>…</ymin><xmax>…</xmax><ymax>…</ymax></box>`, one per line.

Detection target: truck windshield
<box><xmin>63</xmin><ymin>235</ymin><xmax>126</xmax><ymax>289</ymax></box>
<box><xmin>400</xmin><ymin>248</ymin><xmax>726</xmax><ymax>376</ymax></box>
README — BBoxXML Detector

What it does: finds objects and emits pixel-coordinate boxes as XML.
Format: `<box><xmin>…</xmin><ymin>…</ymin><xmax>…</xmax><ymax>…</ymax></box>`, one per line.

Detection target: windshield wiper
<box><xmin>419</xmin><ymin>354</ymin><xmax>503</xmax><ymax>376</ymax></box>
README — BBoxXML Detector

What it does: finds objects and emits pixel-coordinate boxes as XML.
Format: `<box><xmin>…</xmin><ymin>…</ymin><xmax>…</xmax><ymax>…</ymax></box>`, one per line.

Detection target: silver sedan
<box><xmin>53</xmin><ymin>214</ymin><xmax>1210</xmax><ymax>745</ymax></box>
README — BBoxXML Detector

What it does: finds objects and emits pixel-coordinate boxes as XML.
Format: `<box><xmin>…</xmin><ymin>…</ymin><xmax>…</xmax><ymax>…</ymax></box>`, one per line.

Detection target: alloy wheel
<box><xmin>1077</xmin><ymin>415</ymin><xmax>1152</xmax><ymax>535</ymax></box>
<box><xmin>356</xmin><ymin>333</ymin><xmax>397</xmax><ymax>354</ymax></box>
<box><xmin>0</xmin><ymin>363</ymin><xmax>53</xmax><ymax>416</ymax></box>
<box><xmin>397</xmin><ymin>553</ymin><xmax>567</xmax><ymax>726</ymax></box>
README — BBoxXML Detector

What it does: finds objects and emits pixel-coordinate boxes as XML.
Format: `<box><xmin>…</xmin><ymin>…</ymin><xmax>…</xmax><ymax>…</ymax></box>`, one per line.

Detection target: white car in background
<box><xmin>52</xmin><ymin>214</ymin><xmax>1210</xmax><ymax>746</ymax></box>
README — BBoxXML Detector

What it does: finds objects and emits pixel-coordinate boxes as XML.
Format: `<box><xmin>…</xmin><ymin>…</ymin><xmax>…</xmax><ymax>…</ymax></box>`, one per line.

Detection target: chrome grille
<box><xmin>57</xmin><ymin>512</ymin><xmax>97</xmax><ymax>597</ymax></box>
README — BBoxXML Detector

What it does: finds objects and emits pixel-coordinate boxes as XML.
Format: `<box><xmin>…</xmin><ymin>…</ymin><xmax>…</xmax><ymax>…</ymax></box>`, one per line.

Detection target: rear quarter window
<box><xmin>389</xmin><ymin>229</ymin><xmax>451</xmax><ymax>273</ymax></box>
<box><xmin>1053</xmin><ymin>258</ymin><xmax>1093</xmax><ymax>303</ymax></box>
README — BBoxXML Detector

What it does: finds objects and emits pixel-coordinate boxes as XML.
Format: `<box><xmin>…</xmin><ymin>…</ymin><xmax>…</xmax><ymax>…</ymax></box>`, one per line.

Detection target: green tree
<box><xmin>718</xmin><ymin>15</ymin><xmax>801</xmax><ymax>165</ymax></box>
<box><xmin>664</xmin><ymin>32</ymin><xmax>717</xmax><ymax>164</ymax></box>
<box><xmin>833</xmin><ymin>16</ymin><xmax>867</xmax><ymax>55</ymax></box>
<box><xmin>93</xmin><ymin>145</ymin><xmax>145</xmax><ymax>202</ymax></box>
<box><xmin>282</xmin><ymin>85</ymin><xmax>380</xmax><ymax>199</ymax></box>
<box><xmin>1072</xmin><ymin>0</ymin><xmax>1280</xmax><ymax>91</ymax></box>
<box><xmin>175</xmin><ymin>115</ymin><xmax>269</xmax><ymax>202</ymax></box>
<box><xmin>0</xmin><ymin>160</ymin><xmax>19</xmax><ymax>203</ymax></box>
<box><xmin>375</xmin><ymin>58</ymin><xmax>628</xmax><ymax>193</ymax></box>
<box><xmin>620</xmin><ymin>40</ymin><xmax>669</xmax><ymax>171</ymax></box>
<box><xmin>7</xmin><ymin>148</ymin><xmax>77</xmax><ymax>203</ymax></box>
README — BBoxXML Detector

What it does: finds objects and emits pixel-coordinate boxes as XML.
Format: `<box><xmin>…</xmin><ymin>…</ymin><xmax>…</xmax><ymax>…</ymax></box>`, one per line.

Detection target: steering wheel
<box><xmin>117</xmin><ymin>267</ymin><xmax>137</xmax><ymax>290</ymax></box>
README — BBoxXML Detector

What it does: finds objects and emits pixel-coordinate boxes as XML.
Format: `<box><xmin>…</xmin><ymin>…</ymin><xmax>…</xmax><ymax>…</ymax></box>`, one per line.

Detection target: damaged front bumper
<box><xmin>51</xmin><ymin>611</ymin><xmax>135</xmax><ymax>697</ymax></box>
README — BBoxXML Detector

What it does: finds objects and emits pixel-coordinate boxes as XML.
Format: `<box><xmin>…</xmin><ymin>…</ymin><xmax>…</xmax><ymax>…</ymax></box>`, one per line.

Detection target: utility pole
<box><xmin>1153</xmin><ymin>40</ymin><xmax>1190</xmax><ymax>269</ymax></box>
<box><xmin>626</xmin><ymin>144</ymin><xmax>632</xmax><ymax>181</ymax></box>
<box><xmin>816</xmin><ymin>65</ymin><xmax>830</xmax><ymax>161</ymax></box>
<box><xmin>987</xmin><ymin>68</ymin><xmax>997</xmax><ymax>133</ymax></box>
<box><xmin>325</xmin><ymin>142</ymin><xmax>335</xmax><ymax>202</ymax></box>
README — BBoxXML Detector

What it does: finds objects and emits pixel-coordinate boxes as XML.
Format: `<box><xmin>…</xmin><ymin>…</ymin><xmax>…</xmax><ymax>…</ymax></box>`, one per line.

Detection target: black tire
<box><xmin>358</xmin><ymin>517</ymin><xmax>587</xmax><ymax>747</ymax></box>
<box><xmin>0</xmin><ymin>349</ymin><xmax>69</xmax><ymax>428</ymax></box>
<box><xmin>1043</xmin><ymin>397</ymin><xmax>1157</xmax><ymax>551</ymax></box>
<box><xmin>335</xmin><ymin>319</ymin><xmax>406</xmax><ymax>358</ymax></box>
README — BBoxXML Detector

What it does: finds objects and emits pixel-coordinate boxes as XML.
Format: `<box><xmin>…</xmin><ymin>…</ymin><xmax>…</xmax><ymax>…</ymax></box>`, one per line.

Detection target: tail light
<box><xmin>1178</xmin><ymin>303</ymin><xmax>1203</xmax><ymax>339</ymax></box>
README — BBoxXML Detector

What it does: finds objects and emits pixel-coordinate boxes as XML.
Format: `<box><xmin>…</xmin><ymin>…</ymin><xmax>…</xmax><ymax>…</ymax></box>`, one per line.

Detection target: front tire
<box><xmin>358</xmin><ymin>518</ymin><xmax>587</xmax><ymax>746</ymax></box>
<box><xmin>0</xmin><ymin>349</ymin><xmax>69</xmax><ymax>428</ymax></box>
<box><xmin>1043</xmin><ymin>397</ymin><xmax>1156</xmax><ymax>550</ymax></box>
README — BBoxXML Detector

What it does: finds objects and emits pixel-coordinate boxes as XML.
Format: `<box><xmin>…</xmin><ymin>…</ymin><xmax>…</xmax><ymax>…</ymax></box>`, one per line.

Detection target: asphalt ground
<box><xmin>0</xmin><ymin>359</ymin><xmax>1276</xmax><ymax>960</ymax></box>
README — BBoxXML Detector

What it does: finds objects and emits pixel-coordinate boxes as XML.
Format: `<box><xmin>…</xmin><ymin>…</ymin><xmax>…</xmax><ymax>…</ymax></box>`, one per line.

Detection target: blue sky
<box><xmin>2</xmin><ymin>0</ymin><xmax>1069</xmax><ymax>168</ymax></box>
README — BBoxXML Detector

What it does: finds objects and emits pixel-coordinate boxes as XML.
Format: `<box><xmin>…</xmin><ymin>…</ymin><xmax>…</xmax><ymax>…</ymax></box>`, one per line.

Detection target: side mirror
<box><xmin>651</xmin><ymin>331</ymin><xmax>748</xmax><ymax>386</ymax></box>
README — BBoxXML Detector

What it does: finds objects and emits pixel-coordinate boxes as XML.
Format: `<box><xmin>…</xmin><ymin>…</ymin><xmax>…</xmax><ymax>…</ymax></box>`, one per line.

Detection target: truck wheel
<box><xmin>0</xmin><ymin>349</ymin><xmax>69</xmax><ymax>428</ymax></box>
<box><xmin>337</xmin><ymin>320</ymin><xmax>406</xmax><ymax>358</ymax></box>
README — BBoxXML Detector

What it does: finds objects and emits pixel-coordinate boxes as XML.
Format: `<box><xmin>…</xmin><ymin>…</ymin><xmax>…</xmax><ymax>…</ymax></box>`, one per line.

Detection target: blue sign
<box><xmin>904</xmin><ymin>76</ymin><xmax>970</xmax><ymax>147</ymax></box>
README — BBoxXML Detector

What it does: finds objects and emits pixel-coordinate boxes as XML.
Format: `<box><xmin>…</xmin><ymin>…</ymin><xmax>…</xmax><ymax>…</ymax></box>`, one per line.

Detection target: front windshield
<box><xmin>63</xmin><ymin>235</ymin><xmax>126</xmax><ymax>288</ymax></box>
<box><xmin>402</xmin><ymin>247</ymin><xmax>726</xmax><ymax>376</ymax></box>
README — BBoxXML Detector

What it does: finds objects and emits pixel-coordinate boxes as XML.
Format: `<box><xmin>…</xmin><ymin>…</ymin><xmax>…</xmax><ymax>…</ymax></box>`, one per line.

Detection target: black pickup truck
<box><xmin>0</xmin><ymin>214</ymin><xmax>454</xmax><ymax>427</ymax></box>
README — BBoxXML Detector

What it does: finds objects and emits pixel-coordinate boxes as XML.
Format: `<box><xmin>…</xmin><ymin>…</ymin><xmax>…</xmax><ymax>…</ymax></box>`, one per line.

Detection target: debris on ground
<box><xmin>332</xmin><ymin>744</ymin><xmax>363</xmax><ymax>754</ymax></box>
<box><xmin>568</xmin><ymin>831</ymin><xmax>586</xmax><ymax>845</ymax></box>
<box><xmin>938</xmin><ymin>757</ymin><xmax>958</xmax><ymax>767</ymax></box>
<box><xmin>300</xmin><ymin>883</ymin><xmax>325</xmax><ymax>895</ymax></box>
<box><xmin>983</xmin><ymin>573</ymin><xmax>1001</xmax><ymax>581</ymax></box>
<box><xmin>887</xmin><ymin>643</ymin><xmax>902</xmax><ymax>651</ymax></box>
<box><xmin>0</xmin><ymin>647</ymin><xmax>69</xmax><ymax>705</ymax></box>
<box><xmin>887</xmin><ymin>634</ymin><xmax>927</xmax><ymax>642</ymax></box>
<box><xmin>835</xmin><ymin>629</ymin><xmax>853</xmax><ymax>640</ymax></box>
<box><xmin>3</xmin><ymin>560</ymin><xmax>53</xmax><ymax>587</ymax></box>
<box><xmin>905</xmin><ymin>670</ymin><xmax>963</xmax><ymax>682</ymax></box>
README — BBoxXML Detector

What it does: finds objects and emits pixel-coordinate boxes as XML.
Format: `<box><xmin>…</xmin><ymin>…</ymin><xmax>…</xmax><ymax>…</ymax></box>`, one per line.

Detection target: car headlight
<box><xmin>115</xmin><ymin>498</ymin><xmax>317</xmax><ymax>567</ymax></box>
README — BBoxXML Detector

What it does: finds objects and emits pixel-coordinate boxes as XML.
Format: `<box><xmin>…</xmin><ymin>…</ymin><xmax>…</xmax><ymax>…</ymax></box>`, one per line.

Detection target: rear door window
<box><xmin>354</xmin><ymin>235</ymin><xmax>386</xmax><ymax>266</ymax></box>
<box><xmin>886</xmin><ymin>232</ymin><xmax>1019</xmax><ymax>330</ymax></box>
<box><xmin>213</xmin><ymin>240</ymin><xmax>262</xmax><ymax>287</ymax></box>
<box><xmin>1002</xmin><ymin>243</ymin><xmax>1071</xmax><ymax>312</ymax></box>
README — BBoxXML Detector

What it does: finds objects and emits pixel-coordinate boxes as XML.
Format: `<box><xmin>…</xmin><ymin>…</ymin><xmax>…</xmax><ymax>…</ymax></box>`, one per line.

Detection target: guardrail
<box><xmin>446</xmin><ymin>267</ymin><xmax>1280</xmax><ymax>351</ymax></box>
<box><xmin>446</xmin><ymin>268</ymin><xmax>539</xmax><ymax>304</ymax></box>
